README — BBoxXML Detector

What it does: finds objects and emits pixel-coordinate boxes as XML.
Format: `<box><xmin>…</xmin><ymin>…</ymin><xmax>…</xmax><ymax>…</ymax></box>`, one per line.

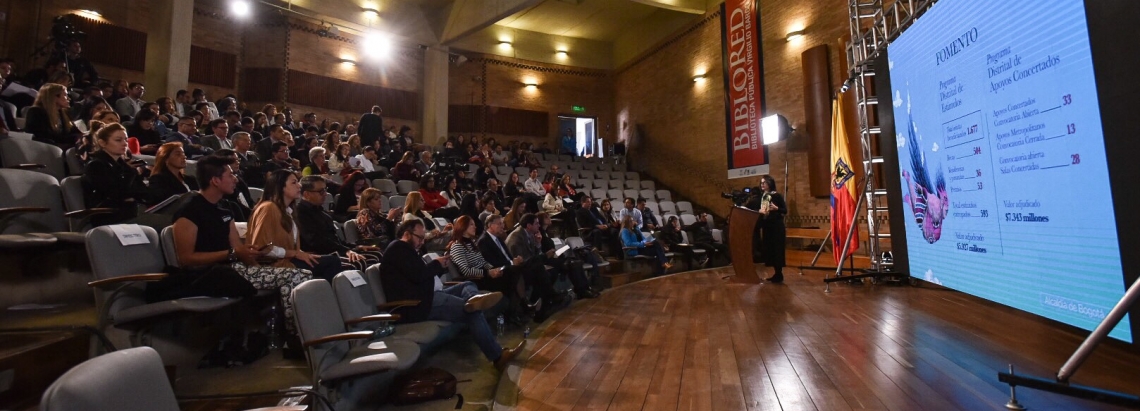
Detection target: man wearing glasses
<box><xmin>380</xmin><ymin>219</ymin><xmax>524</xmax><ymax>371</ymax></box>
<box><xmin>261</xmin><ymin>141</ymin><xmax>298</xmax><ymax>181</ymax></box>
<box><xmin>295</xmin><ymin>175</ymin><xmax>382</xmax><ymax>271</ymax></box>
<box><xmin>165</xmin><ymin>116</ymin><xmax>213</xmax><ymax>158</ymax></box>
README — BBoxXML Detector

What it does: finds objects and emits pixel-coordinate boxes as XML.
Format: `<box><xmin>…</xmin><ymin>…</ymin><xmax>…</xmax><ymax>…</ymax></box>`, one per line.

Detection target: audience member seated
<box><xmin>620</xmin><ymin>215</ymin><xmax>672</xmax><ymax>275</ymax></box>
<box><xmin>440</xmin><ymin>176</ymin><xmax>463</xmax><ymax>211</ymax></box>
<box><xmin>81</xmin><ymin>123</ymin><xmax>149</xmax><ymax>226</ymax></box>
<box><xmin>474</xmin><ymin>160</ymin><xmax>495</xmax><ymax>189</ymax></box>
<box><xmin>556</xmin><ymin>175</ymin><xmax>579</xmax><ymax>199</ymax></box>
<box><xmin>401</xmin><ymin>191</ymin><xmax>453</xmax><ymax>252</ymax></box>
<box><xmin>295</xmin><ymin>175</ymin><xmax>382</xmax><ymax>271</ymax></box>
<box><xmin>658</xmin><ymin>216</ymin><xmax>696</xmax><ymax>267</ymax></box>
<box><xmin>126</xmin><ymin>109</ymin><xmax>164</xmax><ymax>155</ymax></box>
<box><xmin>618</xmin><ymin>198</ymin><xmax>644</xmax><ymax>230</ymax></box>
<box><xmin>544</xmin><ymin>165</ymin><xmax>563</xmax><ymax>184</ymax></box>
<box><xmin>542</xmin><ymin>191</ymin><xmax>574</xmax><ymax>224</ymax></box>
<box><xmin>636</xmin><ymin>197</ymin><xmax>659</xmax><ymax>231</ymax></box>
<box><xmin>537</xmin><ymin>212</ymin><xmax>602</xmax><ymax>293</ymax></box>
<box><xmin>231</xmin><ymin>132</ymin><xmax>263</xmax><ymax>187</ymax></box>
<box><xmin>448</xmin><ymin>215</ymin><xmax>524</xmax><ymax>313</ymax></box>
<box><xmin>391</xmin><ymin>151</ymin><xmax>420</xmax><ymax>181</ymax></box>
<box><xmin>503</xmin><ymin>197</ymin><xmax>527</xmax><ymax>233</ymax></box>
<box><xmin>256</xmin><ymin>124</ymin><xmax>294</xmax><ymax>161</ymax></box>
<box><xmin>380</xmin><ymin>219</ymin><xmax>523</xmax><ymax>371</ymax></box>
<box><xmin>479</xmin><ymin>214</ymin><xmax>561</xmax><ymax>323</ymax></box>
<box><xmin>460</xmin><ymin>193</ymin><xmax>486</xmax><ymax>236</ymax></box>
<box><xmin>522</xmin><ymin>169</ymin><xmax>546</xmax><ymax>212</ymax></box>
<box><xmin>504</xmin><ymin>172</ymin><xmax>523</xmax><ymax>201</ymax></box>
<box><xmin>201</xmin><ymin>119</ymin><xmax>234</xmax><ymax>151</ymax></box>
<box><xmin>147</xmin><ymin>142</ymin><xmax>197</xmax><ymax>205</ymax></box>
<box><xmin>332</xmin><ymin>171</ymin><xmax>369</xmax><ymax>217</ymax></box>
<box><xmin>478</xmin><ymin>194</ymin><xmax>500</xmax><ymax>225</ymax></box>
<box><xmin>686</xmin><ymin>213</ymin><xmax>728</xmax><ymax>266</ymax></box>
<box><xmin>419</xmin><ymin>175</ymin><xmax>460</xmax><ymax>221</ymax></box>
<box><xmin>352</xmin><ymin>146</ymin><xmax>388</xmax><ymax>180</ymax></box>
<box><xmin>162</xmin><ymin>155</ymin><xmax>311</xmax><ymax>346</ymax></box>
<box><xmin>261</xmin><ymin>141</ymin><xmax>299</xmax><ymax>178</ymax></box>
<box><xmin>27</xmin><ymin>83</ymin><xmax>80</xmax><ymax>149</ymax></box>
<box><xmin>165</xmin><ymin>116</ymin><xmax>212</xmax><ymax>158</ymax></box>
<box><xmin>301</xmin><ymin>146</ymin><xmax>330</xmax><ymax>177</ymax></box>
<box><xmin>508</xmin><ymin>213</ymin><xmax>597</xmax><ymax>302</ymax></box>
<box><xmin>247</xmin><ymin>170</ymin><xmax>345</xmax><ymax>281</ymax></box>
<box><xmin>415</xmin><ymin>151</ymin><xmax>433</xmax><ymax>176</ymax></box>
<box><xmin>599</xmin><ymin>199</ymin><xmax>621</xmax><ymax>227</ymax></box>
<box><xmin>211</xmin><ymin>149</ymin><xmax>255</xmax><ymax>222</ymax></box>
<box><xmin>481</xmin><ymin>178</ymin><xmax>507</xmax><ymax>213</ymax></box>
<box><xmin>575</xmin><ymin>196</ymin><xmax>617</xmax><ymax>255</ymax></box>
<box><xmin>328</xmin><ymin>143</ymin><xmax>351</xmax><ymax>175</ymax></box>
<box><xmin>113</xmin><ymin>82</ymin><xmax>145</xmax><ymax>119</ymax></box>
<box><xmin>355</xmin><ymin>188</ymin><xmax>400</xmax><ymax>248</ymax></box>
<box><xmin>491</xmin><ymin>144</ymin><xmax>511</xmax><ymax>166</ymax></box>
<box><xmin>76</xmin><ymin>96</ymin><xmax>112</xmax><ymax>128</ymax></box>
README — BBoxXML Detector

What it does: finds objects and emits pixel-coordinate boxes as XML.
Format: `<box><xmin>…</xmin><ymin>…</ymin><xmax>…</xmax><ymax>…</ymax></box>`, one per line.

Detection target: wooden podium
<box><xmin>726</xmin><ymin>206</ymin><xmax>762</xmax><ymax>283</ymax></box>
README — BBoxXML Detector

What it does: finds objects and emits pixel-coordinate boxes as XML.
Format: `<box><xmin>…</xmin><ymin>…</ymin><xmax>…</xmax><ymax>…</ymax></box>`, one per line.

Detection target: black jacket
<box><xmin>357</xmin><ymin>113</ymin><xmax>383</xmax><ymax>147</ymax></box>
<box><xmin>82</xmin><ymin>151</ymin><xmax>149</xmax><ymax>226</ymax></box>
<box><xmin>477</xmin><ymin>232</ymin><xmax>513</xmax><ymax>267</ymax></box>
<box><xmin>147</xmin><ymin>172</ymin><xmax>198</xmax><ymax>206</ymax></box>
<box><xmin>379</xmin><ymin>239</ymin><xmax>442</xmax><ymax>323</ymax></box>
<box><xmin>575</xmin><ymin>207</ymin><xmax>606</xmax><ymax>231</ymax></box>
<box><xmin>296</xmin><ymin>200</ymin><xmax>353</xmax><ymax>255</ymax></box>
<box><xmin>26</xmin><ymin>106</ymin><xmax>77</xmax><ymax>149</ymax></box>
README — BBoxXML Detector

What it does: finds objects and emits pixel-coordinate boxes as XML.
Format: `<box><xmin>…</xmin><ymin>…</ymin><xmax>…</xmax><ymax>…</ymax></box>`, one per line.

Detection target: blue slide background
<box><xmin>888</xmin><ymin>0</ymin><xmax>1130</xmax><ymax>341</ymax></box>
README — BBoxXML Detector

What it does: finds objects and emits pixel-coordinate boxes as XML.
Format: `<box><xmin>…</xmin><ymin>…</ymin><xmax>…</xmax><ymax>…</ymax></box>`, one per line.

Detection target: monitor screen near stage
<box><xmin>887</xmin><ymin>0</ymin><xmax>1130</xmax><ymax>341</ymax></box>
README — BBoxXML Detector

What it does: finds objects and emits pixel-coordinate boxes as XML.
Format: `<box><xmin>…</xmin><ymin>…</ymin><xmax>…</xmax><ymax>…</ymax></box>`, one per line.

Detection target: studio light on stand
<box><xmin>761</xmin><ymin>113</ymin><xmax>794</xmax><ymax>194</ymax></box>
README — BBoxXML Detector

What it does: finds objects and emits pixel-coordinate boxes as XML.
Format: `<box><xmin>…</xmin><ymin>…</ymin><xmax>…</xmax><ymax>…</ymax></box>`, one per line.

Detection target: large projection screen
<box><xmin>886</xmin><ymin>0</ymin><xmax>1131</xmax><ymax>341</ymax></box>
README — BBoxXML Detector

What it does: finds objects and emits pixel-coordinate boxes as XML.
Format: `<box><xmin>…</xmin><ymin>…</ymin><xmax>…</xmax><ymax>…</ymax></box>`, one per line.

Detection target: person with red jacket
<box><xmin>419</xmin><ymin>175</ymin><xmax>460</xmax><ymax>220</ymax></box>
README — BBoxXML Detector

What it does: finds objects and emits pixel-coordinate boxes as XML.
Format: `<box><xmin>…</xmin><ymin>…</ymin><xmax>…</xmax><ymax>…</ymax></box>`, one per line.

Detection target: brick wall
<box><xmin>613</xmin><ymin>0</ymin><xmax>852</xmax><ymax>222</ymax></box>
<box><xmin>447</xmin><ymin>54</ymin><xmax>615</xmax><ymax>149</ymax></box>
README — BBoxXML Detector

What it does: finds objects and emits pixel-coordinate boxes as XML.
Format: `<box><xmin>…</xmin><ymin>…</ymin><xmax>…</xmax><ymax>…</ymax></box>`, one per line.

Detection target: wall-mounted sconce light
<box><xmin>786</xmin><ymin>29</ymin><xmax>805</xmax><ymax>41</ymax></box>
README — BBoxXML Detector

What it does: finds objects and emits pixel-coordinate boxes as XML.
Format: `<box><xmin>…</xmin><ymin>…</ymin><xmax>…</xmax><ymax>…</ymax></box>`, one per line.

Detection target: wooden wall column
<box><xmin>801</xmin><ymin>45</ymin><xmax>832</xmax><ymax>198</ymax></box>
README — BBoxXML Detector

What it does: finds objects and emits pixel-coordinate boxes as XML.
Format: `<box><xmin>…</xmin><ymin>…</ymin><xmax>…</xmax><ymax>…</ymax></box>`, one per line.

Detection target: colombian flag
<box><xmin>830</xmin><ymin>91</ymin><xmax>859</xmax><ymax>264</ymax></box>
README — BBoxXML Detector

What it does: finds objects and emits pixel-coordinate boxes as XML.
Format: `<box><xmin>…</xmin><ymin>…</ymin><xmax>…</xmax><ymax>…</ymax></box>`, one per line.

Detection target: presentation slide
<box><xmin>888</xmin><ymin>0</ymin><xmax>1130</xmax><ymax>341</ymax></box>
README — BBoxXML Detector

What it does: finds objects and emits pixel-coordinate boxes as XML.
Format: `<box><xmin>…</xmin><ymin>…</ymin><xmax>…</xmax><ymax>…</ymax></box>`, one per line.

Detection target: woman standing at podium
<box><xmin>757</xmin><ymin>175</ymin><xmax>787</xmax><ymax>283</ymax></box>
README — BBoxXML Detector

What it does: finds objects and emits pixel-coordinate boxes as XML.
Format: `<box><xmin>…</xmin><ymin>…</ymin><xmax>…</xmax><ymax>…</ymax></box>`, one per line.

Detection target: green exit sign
<box><xmin>571</xmin><ymin>105</ymin><xmax>585</xmax><ymax>112</ymax></box>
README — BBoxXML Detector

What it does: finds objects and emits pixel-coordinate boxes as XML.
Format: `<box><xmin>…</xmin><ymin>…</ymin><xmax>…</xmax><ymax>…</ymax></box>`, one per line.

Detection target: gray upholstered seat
<box><xmin>40</xmin><ymin>347</ymin><xmax>180</xmax><ymax>411</ymax></box>
<box><xmin>342</xmin><ymin>219</ymin><xmax>361</xmax><ymax>245</ymax></box>
<box><xmin>292</xmin><ymin>279</ymin><xmax>419</xmax><ymax>388</ymax></box>
<box><xmin>332</xmin><ymin>270</ymin><xmax>447</xmax><ymax>346</ymax></box>
<box><xmin>86</xmin><ymin>225</ymin><xmax>239</xmax><ymax>332</ymax></box>
<box><xmin>0</xmin><ymin>169</ymin><xmax>89</xmax><ymax>246</ymax></box>
<box><xmin>41</xmin><ymin>346</ymin><xmax>308</xmax><ymax>411</ymax></box>
<box><xmin>0</xmin><ymin>137</ymin><xmax>65</xmax><ymax>179</ymax></box>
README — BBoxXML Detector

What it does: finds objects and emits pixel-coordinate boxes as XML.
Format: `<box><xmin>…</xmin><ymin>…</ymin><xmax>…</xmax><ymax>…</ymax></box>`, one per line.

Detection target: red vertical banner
<box><xmin>720</xmin><ymin>0</ymin><xmax>768</xmax><ymax>179</ymax></box>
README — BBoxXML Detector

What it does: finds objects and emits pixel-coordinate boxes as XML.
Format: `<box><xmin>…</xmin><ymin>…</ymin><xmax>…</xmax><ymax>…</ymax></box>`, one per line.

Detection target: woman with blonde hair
<box><xmin>346</xmin><ymin>134</ymin><xmax>364</xmax><ymax>156</ymax></box>
<box><xmin>356</xmin><ymin>187</ymin><xmax>400</xmax><ymax>248</ymax></box>
<box><xmin>81</xmin><ymin>122</ymin><xmax>149</xmax><ymax>226</ymax></box>
<box><xmin>401</xmin><ymin>191</ymin><xmax>453</xmax><ymax>251</ymax></box>
<box><xmin>147</xmin><ymin>142</ymin><xmax>197</xmax><ymax>204</ymax></box>
<box><xmin>26</xmin><ymin>83</ymin><xmax>79</xmax><ymax>149</ymax></box>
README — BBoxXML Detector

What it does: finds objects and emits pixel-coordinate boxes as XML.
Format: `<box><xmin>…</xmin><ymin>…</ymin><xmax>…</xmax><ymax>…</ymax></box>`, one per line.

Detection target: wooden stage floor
<box><xmin>508</xmin><ymin>268</ymin><xmax>1139</xmax><ymax>411</ymax></box>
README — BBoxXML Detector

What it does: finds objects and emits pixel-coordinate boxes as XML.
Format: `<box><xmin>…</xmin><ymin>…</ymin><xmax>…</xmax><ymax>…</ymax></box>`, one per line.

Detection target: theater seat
<box><xmin>332</xmin><ymin>270</ymin><xmax>453</xmax><ymax>349</ymax></box>
<box><xmin>292</xmin><ymin>279</ymin><xmax>420</xmax><ymax>406</ymax></box>
<box><xmin>41</xmin><ymin>346</ymin><xmax>308</xmax><ymax>411</ymax></box>
<box><xmin>0</xmin><ymin>169</ymin><xmax>111</xmax><ymax>247</ymax></box>
<box><xmin>86</xmin><ymin>225</ymin><xmax>239</xmax><ymax>343</ymax></box>
<box><xmin>0</xmin><ymin>137</ymin><xmax>66</xmax><ymax>180</ymax></box>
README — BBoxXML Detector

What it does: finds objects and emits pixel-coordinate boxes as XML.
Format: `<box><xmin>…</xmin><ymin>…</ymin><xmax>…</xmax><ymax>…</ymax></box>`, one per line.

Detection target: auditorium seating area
<box><xmin>0</xmin><ymin>97</ymin><xmax>734</xmax><ymax>408</ymax></box>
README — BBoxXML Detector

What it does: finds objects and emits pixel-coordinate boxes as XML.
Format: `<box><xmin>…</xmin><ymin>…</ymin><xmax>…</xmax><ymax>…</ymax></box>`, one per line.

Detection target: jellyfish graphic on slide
<box><xmin>902</xmin><ymin>111</ymin><xmax>949</xmax><ymax>244</ymax></box>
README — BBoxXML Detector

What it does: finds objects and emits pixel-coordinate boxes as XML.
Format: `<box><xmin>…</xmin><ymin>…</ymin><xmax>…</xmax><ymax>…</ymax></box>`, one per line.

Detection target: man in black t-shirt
<box><xmin>169</xmin><ymin>155</ymin><xmax>311</xmax><ymax>329</ymax></box>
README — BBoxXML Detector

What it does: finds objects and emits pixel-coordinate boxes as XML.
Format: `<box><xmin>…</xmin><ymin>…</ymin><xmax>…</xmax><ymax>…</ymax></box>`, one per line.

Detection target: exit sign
<box><xmin>571</xmin><ymin>105</ymin><xmax>585</xmax><ymax>112</ymax></box>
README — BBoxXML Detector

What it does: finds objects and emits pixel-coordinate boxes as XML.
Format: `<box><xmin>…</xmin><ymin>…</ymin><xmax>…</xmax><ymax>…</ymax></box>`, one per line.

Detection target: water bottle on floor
<box><xmin>496</xmin><ymin>314</ymin><xmax>505</xmax><ymax>337</ymax></box>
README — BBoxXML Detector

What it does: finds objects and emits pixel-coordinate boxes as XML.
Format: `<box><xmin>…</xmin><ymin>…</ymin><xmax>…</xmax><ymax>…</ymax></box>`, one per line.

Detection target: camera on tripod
<box><xmin>721</xmin><ymin>187</ymin><xmax>755</xmax><ymax>206</ymax></box>
<box><xmin>424</xmin><ymin>151</ymin><xmax>463</xmax><ymax>185</ymax></box>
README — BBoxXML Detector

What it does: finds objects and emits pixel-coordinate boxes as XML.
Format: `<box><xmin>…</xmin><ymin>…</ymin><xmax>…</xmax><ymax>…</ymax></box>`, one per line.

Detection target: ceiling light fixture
<box><xmin>785</xmin><ymin>29</ymin><xmax>805</xmax><ymax>41</ymax></box>
<box><xmin>77</xmin><ymin>9</ymin><xmax>102</xmax><ymax>18</ymax></box>
<box><xmin>361</xmin><ymin>32</ymin><xmax>392</xmax><ymax>60</ymax></box>
<box><xmin>229</xmin><ymin>1</ymin><xmax>250</xmax><ymax>18</ymax></box>
<box><xmin>362</xmin><ymin>7</ymin><xmax>380</xmax><ymax>18</ymax></box>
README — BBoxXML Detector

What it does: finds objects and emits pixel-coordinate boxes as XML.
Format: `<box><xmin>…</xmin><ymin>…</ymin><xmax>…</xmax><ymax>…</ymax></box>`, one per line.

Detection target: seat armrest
<box><xmin>11</xmin><ymin>163</ymin><xmax>47</xmax><ymax>170</ymax></box>
<box><xmin>303</xmin><ymin>331</ymin><xmax>374</xmax><ymax>347</ymax></box>
<box><xmin>64</xmin><ymin>208</ymin><xmax>117</xmax><ymax>218</ymax></box>
<box><xmin>377</xmin><ymin>299</ymin><xmax>420</xmax><ymax>311</ymax></box>
<box><xmin>443</xmin><ymin>281</ymin><xmax>463</xmax><ymax>286</ymax></box>
<box><xmin>0</xmin><ymin>207</ymin><xmax>50</xmax><ymax>217</ymax></box>
<box><xmin>87</xmin><ymin>273</ymin><xmax>169</xmax><ymax>288</ymax></box>
<box><xmin>344</xmin><ymin>313</ymin><xmax>400</xmax><ymax>325</ymax></box>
